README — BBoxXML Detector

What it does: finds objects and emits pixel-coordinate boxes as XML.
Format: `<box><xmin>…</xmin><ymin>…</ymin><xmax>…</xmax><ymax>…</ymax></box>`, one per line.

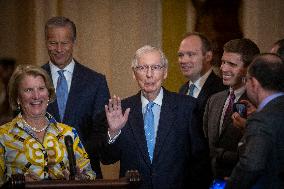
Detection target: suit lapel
<box><xmin>179</xmin><ymin>81</ymin><xmax>189</xmax><ymax>95</ymax></box>
<box><xmin>212</xmin><ymin>91</ymin><xmax>228</xmax><ymax>140</ymax></box>
<box><xmin>128</xmin><ymin>90</ymin><xmax>177</xmax><ymax>166</ymax></box>
<box><xmin>198</xmin><ymin>72</ymin><xmax>217</xmax><ymax>102</ymax></box>
<box><xmin>128</xmin><ymin>93</ymin><xmax>153</xmax><ymax>166</ymax></box>
<box><xmin>63</xmin><ymin>62</ymin><xmax>82</xmax><ymax>123</ymax></box>
<box><xmin>219</xmin><ymin>92</ymin><xmax>249</xmax><ymax>137</ymax></box>
<box><xmin>153</xmin><ymin>90</ymin><xmax>176</xmax><ymax>162</ymax></box>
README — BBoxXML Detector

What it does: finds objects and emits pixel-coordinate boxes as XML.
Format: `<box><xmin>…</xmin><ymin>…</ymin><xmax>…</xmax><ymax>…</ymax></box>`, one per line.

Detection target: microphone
<box><xmin>64</xmin><ymin>135</ymin><xmax>77</xmax><ymax>180</ymax></box>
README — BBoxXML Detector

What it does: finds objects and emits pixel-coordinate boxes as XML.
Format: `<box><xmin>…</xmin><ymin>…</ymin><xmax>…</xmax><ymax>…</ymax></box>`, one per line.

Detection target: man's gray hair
<box><xmin>131</xmin><ymin>45</ymin><xmax>168</xmax><ymax>68</ymax></box>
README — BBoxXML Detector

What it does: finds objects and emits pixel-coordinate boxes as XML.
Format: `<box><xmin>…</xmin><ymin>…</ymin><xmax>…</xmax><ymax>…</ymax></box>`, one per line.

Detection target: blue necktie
<box><xmin>188</xmin><ymin>84</ymin><xmax>195</xmax><ymax>97</ymax></box>
<box><xmin>56</xmin><ymin>70</ymin><xmax>68</xmax><ymax>121</ymax></box>
<box><xmin>144</xmin><ymin>102</ymin><xmax>155</xmax><ymax>162</ymax></box>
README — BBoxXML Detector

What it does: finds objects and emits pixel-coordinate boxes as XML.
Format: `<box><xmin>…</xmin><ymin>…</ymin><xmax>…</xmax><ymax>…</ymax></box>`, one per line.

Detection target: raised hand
<box><xmin>105</xmin><ymin>95</ymin><xmax>130</xmax><ymax>138</ymax></box>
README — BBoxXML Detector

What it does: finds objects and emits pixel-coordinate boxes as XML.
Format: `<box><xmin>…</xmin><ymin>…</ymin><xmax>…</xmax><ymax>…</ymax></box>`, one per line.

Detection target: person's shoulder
<box><xmin>246</xmin><ymin>112</ymin><xmax>274</xmax><ymax>137</ymax></box>
<box><xmin>0</xmin><ymin>117</ymin><xmax>20</xmax><ymax>136</ymax></box>
<box><xmin>121</xmin><ymin>92</ymin><xmax>140</xmax><ymax>105</ymax></box>
<box><xmin>164</xmin><ymin>89</ymin><xmax>197</xmax><ymax>105</ymax></box>
<box><xmin>55</xmin><ymin>122</ymin><xmax>76</xmax><ymax>135</ymax></box>
<box><xmin>206</xmin><ymin>71</ymin><xmax>227</xmax><ymax>89</ymax></box>
<box><xmin>248</xmin><ymin>97</ymin><xmax>284</xmax><ymax>128</ymax></box>
<box><xmin>209</xmin><ymin>89</ymin><xmax>228</xmax><ymax>99</ymax></box>
<box><xmin>55</xmin><ymin>122</ymin><xmax>84</xmax><ymax>139</ymax></box>
<box><xmin>204</xmin><ymin>89</ymin><xmax>228</xmax><ymax>108</ymax></box>
<box><xmin>0</xmin><ymin>120</ymin><xmax>14</xmax><ymax>132</ymax></box>
<box><xmin>178</xmin><ymin>81</ymin><xmax>189</xmax><ymax>94</ymax></box>
<box><xmin>41</xmin><ymin>62</ymin><xmax>49</xmax><ymax>68</ymax></box>
<box><xmin>74</xmin><ymin>61</ymin><xmax>105</xmax><ymax>78</ymax></box>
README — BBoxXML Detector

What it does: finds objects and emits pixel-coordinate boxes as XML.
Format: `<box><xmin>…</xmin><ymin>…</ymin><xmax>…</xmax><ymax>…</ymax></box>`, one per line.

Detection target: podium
<box><xmin>4</xmin><ymin>170</ymin><xmax>141</xmax><ymax>189</ymax></box>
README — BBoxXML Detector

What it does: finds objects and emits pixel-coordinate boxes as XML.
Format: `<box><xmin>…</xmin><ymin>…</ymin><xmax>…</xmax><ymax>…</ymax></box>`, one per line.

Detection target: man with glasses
<box><xmin>225</xmin><ymin>53</ymin><xmax>284</xmax><ymax>189</ymax></box>
<box><xmin>102</xmin><ymin>45</ymin><xmax>206</xmax><ymax>189</ymax></box>
<box><xmin>203</xmin><ymin>38</ymin><xmax>260</xmax><ymax>181</ymax></box>
<box><xmin>231</xmin><ymin>39</ymin><xmax>284</xmax><ymax>131</ymax></box>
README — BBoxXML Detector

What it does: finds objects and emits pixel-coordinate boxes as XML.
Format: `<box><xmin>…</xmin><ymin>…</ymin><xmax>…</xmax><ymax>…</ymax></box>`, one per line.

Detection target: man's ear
<box><xmin>132</xmin><ymin>70</ymin><xmax>136</xmax><ymax>81</ymax></box>
<box><xmin>205</xmin><ymin>51</ymin><xmax>213</xmax><ymax>62</ymax></box>
<box><xmin>251</xmin><ymin>77</ymin><xmax>260</xmax><ymax>91</ymax></box>
<box><xmin>163</xmin><ymin>68</ymin><xmax>168</xmax><ymax>80</ymax></box>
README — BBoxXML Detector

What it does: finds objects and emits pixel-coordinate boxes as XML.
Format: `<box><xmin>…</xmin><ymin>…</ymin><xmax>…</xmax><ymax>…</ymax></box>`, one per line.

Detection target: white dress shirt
<box><xmin>49</xmin><ymin>59</ymin><xmax>75</xmax><ymax>93</ymax></box>
<box><xmin>188</xmin><ymin>69</ymin><xmax>213</xmax><ymax>98</ymax></box>
<box><xmin>108</xmin><ymin>88</ymin><xmax>164</xmax><ymax>144</ymax></box>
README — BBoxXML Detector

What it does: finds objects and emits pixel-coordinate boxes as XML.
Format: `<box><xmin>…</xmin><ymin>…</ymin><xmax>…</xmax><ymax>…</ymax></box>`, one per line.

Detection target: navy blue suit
<box><xmin>179</xmin><ymin>71</ymin><xmax>226</xmax><ymax>186</ymax></box>
<box><xmin>179</xmin><ymin>71</ymin><xmax>227</xmax><ymax>120</ymax></box>
<box><xmin>102</xmin><ymin>89</ymin><xmax>207</xmax><ymax>189</ymax></box>
<box><xmin>42</xmin><ymin>61</ymin><xmax>110</xmax><ymax>178</ymax></box>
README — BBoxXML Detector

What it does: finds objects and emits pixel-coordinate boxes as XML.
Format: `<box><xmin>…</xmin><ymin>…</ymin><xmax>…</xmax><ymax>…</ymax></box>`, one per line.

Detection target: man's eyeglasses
<box><xmin>134</xmin><ymin>64</ymin><xmax>165</xmax><ymax>72</ymax></box>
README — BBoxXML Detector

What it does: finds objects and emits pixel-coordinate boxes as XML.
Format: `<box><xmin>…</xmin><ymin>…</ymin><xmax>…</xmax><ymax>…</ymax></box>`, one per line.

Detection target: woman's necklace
<box><xmin>22</xmin><ymin>118</ymin><xmax>49</xmax><ymax>133</ymax></box>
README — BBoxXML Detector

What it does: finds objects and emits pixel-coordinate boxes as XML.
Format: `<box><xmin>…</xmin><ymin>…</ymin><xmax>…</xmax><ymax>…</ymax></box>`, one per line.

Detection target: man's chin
<box><xmin>222</xmin><ymin>79</ymin><xmax>231</xmax><ymax>86</ymax></box>
<box><xmin>53</xmin><ymin>61</ymin><xmax>68</xmax><ymax>68</ymax></box>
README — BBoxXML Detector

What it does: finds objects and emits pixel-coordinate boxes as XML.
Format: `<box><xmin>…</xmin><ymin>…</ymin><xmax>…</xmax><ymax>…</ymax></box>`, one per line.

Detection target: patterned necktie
<box><xmin>144</xmin><ymin>101</ymin><xmax>155</xmax><ymax>162</ymax></box>
<box><xmin>221</xmin><ymin>90</ymin><xmax>235</xmax><ymax>132</ymax></box>
<box><xmin>188</xmin><ymin>84</ymin><xmax>195</xmax><ymax>97</ymax></box>
<box><xmin>56</xmin><ymin>70</ymin><xmax>68</xmax><ymax>122</ymax></box>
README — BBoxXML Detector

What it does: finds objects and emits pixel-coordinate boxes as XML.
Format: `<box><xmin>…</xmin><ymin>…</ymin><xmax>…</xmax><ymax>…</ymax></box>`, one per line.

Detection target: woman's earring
<box><xmin>16</xmin><ymin>101</ymin><xmax>21</xmax><ymax>114</ymax></box>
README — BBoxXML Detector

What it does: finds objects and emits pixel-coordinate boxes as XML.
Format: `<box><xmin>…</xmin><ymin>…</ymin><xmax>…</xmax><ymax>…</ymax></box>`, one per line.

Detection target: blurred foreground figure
<box><xmin>226</xmin><ymin>53</ymin><xmax>284</xmax><ymax>189</ymax></box>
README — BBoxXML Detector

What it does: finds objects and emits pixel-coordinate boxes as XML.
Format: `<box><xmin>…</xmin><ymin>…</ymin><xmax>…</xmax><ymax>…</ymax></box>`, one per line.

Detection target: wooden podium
<box><xmin>3</xmin><ymin>170</ymin><xmax>141</xmax><ymax>189</ymax></box>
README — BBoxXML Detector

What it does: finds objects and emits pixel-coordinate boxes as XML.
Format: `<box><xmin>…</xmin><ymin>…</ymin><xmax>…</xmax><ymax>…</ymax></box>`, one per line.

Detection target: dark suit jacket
<box><xmin>203</xmin><ymin>89</ymin><xmax>248</xmax><ymax>178</ymax></box>
<box><xmin>179</xmin><ymin>71</ymin><xmax>227</xmax><ymax>122</ymax></box>
<box><xmin>42</xmin><ymin>61</ymin><xmax>110</xmax><ymax>178</ymax></box>
<box><xmin>179</xmin><ymin>71</ymin><xmax>226</xmax><ymax>185</ymax></box>
<box><xmin>102</xmin><ymin>89</ymin><xmax>207</xmax><ymax>189</ymax></box>
<box><xmin>225</xmin><ymin>95</ymin><xmax>284</xmax><ymax>189</ymax></box>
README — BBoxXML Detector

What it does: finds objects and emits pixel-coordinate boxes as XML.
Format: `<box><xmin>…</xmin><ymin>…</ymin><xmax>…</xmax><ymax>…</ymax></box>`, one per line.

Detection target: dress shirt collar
<box><xmin>141</xmin><ymin>88</ymin><xmax>163</xmax><ymax>109</ymax></box>
<box><xmin>189</xmin><ymin>68</ymin><xmax>212</xmax><ymax>97</ymax></box>
<box><xmin>257</xmin><ymin>92</ymin><xmax>284</xmax><ymax>111</ymax></box>
<box><xmin>189</xmin><ymin>68</ymin><xmax>212</xmax><ymax>90</ymax></box>
<box><xmin>230</xmin><ymin>86</ymin><xmax>246</xmax><ymax>102</ymax></box>
<box><xmin>49</xmin><ymin>59</ymin><xmax>75</xmax><ymax>75</ymax></box>
<box><xmin>49</xmin><ymin>59</ymin><xmax>75</xmax><ymax>91</ymax></box>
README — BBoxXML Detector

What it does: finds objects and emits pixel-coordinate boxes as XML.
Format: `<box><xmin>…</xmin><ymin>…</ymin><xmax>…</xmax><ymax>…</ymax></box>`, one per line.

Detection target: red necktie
<box><xmin>221</xmin><ymin>90</ymin><xmax>235</xmax><ymax>132</ymax></box>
